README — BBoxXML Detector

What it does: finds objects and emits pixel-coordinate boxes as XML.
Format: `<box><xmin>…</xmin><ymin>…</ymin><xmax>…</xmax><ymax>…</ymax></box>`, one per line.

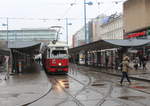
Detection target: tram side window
<box><xmin>47</xmin><ymin>49</ymin><xmax>51</xmax><ymax>58</ymax></box>
<box><xmin>48</xmin><ymin>49</ymin><xmax>50</xmax><ymax>58</ymax></box>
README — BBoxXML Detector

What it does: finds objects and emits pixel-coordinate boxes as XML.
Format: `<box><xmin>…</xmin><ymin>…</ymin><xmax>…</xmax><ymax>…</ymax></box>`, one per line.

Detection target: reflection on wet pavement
<box><xmin>118</xmin><ymin>96</ymin><xmax>146</xmax><ymax>100</ymax></box>
<box><xmin>91</xmin><ymin>83</ymin><xmax>105</xmax><ymax>86</ymax></box>
<box><xmin>29</xmin><ymin>65</ymin><xmax>150</xmax><ymax>106</ymax></box>
<box><xmin>0</xmin><ymin>93</ymin><xmax>20</xmax><ymax>98</ymax></box>
<box><xmin>131</xmin><ymin>85</ymin><xmax>150</xmax><ymax>89</ymax></box>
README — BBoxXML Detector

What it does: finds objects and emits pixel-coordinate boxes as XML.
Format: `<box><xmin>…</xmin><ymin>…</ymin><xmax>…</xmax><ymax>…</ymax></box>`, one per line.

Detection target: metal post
<box><xmin>84</xmin><ymin>0</ymin><xmax>87</xmax><ymax>43</ymax></box>
<box><xmin>6</xmin><ymin>17</ymin><xmax>8</xmax><ymax>41</ymax></box>
<box><xmin>22</xmin><ymin>30</ymin><xmax>24</xmax><ymax>41</ymax></box>
<box><xmin>66</xmin><ymin>18</ymin><xmax>68</xmax><ymax>45</ymax></box>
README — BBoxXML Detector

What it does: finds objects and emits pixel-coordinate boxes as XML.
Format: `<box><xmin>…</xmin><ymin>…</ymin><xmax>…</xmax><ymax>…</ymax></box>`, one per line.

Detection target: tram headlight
<box><xmin>58</xmin><ymin>63</ymin><xmax>62</xmax><ymax>66</ymax></box>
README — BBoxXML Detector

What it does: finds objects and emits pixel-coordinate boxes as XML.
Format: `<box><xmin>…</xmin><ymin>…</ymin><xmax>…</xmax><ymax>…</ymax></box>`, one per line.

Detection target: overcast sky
<box><xmin>0</xmin><ymin>0</ymin><xmax>126</xmax><ymax>45</ymax></box>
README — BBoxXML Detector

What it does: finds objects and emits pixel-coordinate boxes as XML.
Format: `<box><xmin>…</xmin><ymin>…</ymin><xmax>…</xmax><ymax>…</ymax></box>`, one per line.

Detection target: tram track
<box><xmin>74</xmin><ymin>71</ymin><xmax>114</xmax><ymax>106</ymax></box>
<box><xmin>68</xmin><ymin>75</ymin><xmax>104</xmax><ymax>96</ymax></box>
<box><xmin>46</xmin><ymin>63</ymin><xmax>107</xmax><ymax>106</ymax></box>
<box><xmin>48</xmin><ymin>76</ymin><xmax>85</xmax><ymax>106</ymax></box>
<box><xmin>52</xmin><ymin>63</ymin><xmax>150</xmax><ymax>106</ymax></box>
<box><xmin>69</xmin><ymin>63</ymin><xmax>114</xmax><ymax>106</ymax></box>
<box><xmin>79</xmin><ymin>65</ymin><xmax>150</xmax><ymax>95</ymax></box>
<box><xmin>28</xmin><ymin>63</ymin><xmax>149</xmax><ymax>106</ymax></box>
<box><xmin>78</xmin><ymin>66</ymin><xmax>149</xmax><ymax>106</ymax></box>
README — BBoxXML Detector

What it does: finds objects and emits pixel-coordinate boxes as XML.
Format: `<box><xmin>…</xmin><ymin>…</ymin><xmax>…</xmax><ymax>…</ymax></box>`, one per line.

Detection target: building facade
<box><xmin>100</xmin><ymin>14</ymin><xmax>123</xmax><ymax>40</ymax></box>
<box><xmin>72</xmin><ymin>14</ymin><xmax>124</xmax><ymax>47</ymax></box>
<box><xmin>123</xmin><ymin>0</ymin><xmax>150</xmax><ymax>39</ymax></box>
<box><xmin>72</xmin><ymin>20</ymin><xmax>95</xmax><ymax>47</ymax></box>
<box><xmin>92</xmin><ymin>14</ymin><xmax>123</xmax><ymax>40</ymax></box>
<box><xmin>92</xmin><ymin>15</ymin><xmax>104</xmax><ymax>41</ymax></box>
<box><xmin>72</xmin><ymin>27</ymin><xmax>85</xmax><ymax>47</ymax></box>
<box><xmin>87</xmin><ymin>21</ymin><xmax>93</xmax><ymax>43</ymax></box>
<box><xmin>0</xmin><ymin>28</ymin><xmax>57</xmax><ymax>42</ymax></box>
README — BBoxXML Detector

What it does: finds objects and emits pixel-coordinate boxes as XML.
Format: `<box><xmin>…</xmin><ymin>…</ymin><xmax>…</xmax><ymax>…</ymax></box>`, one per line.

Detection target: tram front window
<box><xmin>51</xmin><ymin>50</ymin><xmax>67</xmax><ymax>58</ymax></box>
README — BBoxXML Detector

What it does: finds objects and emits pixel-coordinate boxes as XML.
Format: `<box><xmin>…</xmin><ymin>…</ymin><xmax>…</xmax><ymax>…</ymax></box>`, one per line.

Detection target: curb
<box><xmin>101</xmin><ymin>71</ymin><xmax>150</xmax><ymax>82</ymax></box>
<box><xmin>79</xmin><ymin>65</ymin><xmax>150</xmax><ymax>83</ymax></box>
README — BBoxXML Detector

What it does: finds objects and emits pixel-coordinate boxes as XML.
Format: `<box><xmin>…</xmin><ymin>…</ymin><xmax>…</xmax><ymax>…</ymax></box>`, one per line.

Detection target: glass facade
<box><xmin>0</xmin><ymin>29</ymin><xmax>57</xmax><ymax>42</ymax></box>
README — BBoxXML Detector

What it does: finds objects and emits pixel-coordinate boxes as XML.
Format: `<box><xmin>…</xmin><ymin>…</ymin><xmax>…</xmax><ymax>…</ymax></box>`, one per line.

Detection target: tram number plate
<box><xmin>58</xmin><ymin>69</ymin><xmax>62</xmax><ymax>71</ymax></box>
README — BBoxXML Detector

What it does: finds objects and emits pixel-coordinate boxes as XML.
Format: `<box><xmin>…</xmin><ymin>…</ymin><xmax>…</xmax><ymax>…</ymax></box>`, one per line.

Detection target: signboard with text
<box><xmin>126</xmin><ymin>31</ymin><xmax>146</xmax><ymax>38</ymax></box>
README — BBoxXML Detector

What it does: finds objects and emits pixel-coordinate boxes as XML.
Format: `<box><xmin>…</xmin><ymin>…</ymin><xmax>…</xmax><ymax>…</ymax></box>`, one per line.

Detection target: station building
<box><xmin>0</xmin><ymin>28</ymin><xmax>57</xmax><ymax>42</ymax></box>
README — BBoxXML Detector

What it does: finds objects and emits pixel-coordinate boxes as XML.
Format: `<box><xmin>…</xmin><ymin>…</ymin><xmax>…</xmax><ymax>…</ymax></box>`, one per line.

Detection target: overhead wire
<box><xmin>60</xmin><ymin>0</ymin><xmax>78</xmax><ymax>19</ymax></box>
<box><xmin>95</xmin><ymin>0</ymin><xmax>126</xmax><ymax>15</ymax></box>
<box><xmin>0</xmin><ymin>17</ymin><xmax>96</xmax><ymax>23</ymax></box>
<box><xmin>0</xmin><ymin>0</ymin><xmax>127</xmax><ymax>23</ymax></box>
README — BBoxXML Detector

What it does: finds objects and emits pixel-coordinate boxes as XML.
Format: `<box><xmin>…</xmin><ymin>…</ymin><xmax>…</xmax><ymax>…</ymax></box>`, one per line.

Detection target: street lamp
<box><xmin>84</xmin><ymin>0</ymin><xmax>93</xmax><ymax>44</ymax></box>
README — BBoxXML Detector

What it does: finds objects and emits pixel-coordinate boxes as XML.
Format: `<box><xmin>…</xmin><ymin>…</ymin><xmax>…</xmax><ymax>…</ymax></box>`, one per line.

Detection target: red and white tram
<box><xmin>42</xmin><ymin>42</ymin><xmax>69</xmax><ymax>74</ymax></box>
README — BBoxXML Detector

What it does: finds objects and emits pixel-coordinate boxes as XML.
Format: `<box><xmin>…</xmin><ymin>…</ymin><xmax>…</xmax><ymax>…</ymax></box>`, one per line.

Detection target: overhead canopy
<box><xmin>8</xmin><ymin>41</ymin><xmax>41</xmax><ymax>49</ymax></box>
<box><xmin>69</xmin><ymin>39</ymin><xmax>150</xmax><ymax>53</ymax></box>
<box><xmin>8</xmin><ymin>41</ymin><xmax>42</xmax><ymax>55</ymax></box>
<box><xmin>103</xmin><ymin>39</ymin><xmax>150</xmax><ymax>47</ymax></box>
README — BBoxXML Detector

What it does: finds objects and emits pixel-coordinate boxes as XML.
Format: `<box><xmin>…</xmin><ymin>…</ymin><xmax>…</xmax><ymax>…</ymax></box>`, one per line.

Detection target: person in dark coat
<box><xmin>105</xmin><ymin>55</ymin><xmax>109</xmax><ymax>69</ymax></box>
<box><xmin>142</xmin><ymin>56</ymin><xmax>147</xmax><ymax>70</ymax></box>
<box><xmin>139</xmin><ymin>54</ymin><xmax>143</xmax><ymax>67</ymax></box>
<box><xmin>133</xmin><ymin>56</ymin><xmax>139</xmax><ymax>70</ymax></box>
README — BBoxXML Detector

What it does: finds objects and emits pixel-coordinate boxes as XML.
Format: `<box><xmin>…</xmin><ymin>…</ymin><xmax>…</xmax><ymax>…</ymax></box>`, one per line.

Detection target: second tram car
<box><xmin>42</xmin><ymin>42</ymin><xmax>69</xmax><ymax>74</ymax></box>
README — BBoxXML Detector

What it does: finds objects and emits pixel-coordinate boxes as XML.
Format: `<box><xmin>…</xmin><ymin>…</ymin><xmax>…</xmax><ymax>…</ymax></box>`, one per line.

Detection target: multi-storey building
<box><xmin>123</xmin><ymin>0</ymin><xmax>150</xmax><ymax>39</ymax></box>
<box><xmin>72</xmin><ymin>27</ymin><xmax>85</xmax><ymax>47</ymax></box>
<box><xmin>72</xmin><ymin>14</ymin><xmax>124</xmax><ymax>47</ymax></box>
<box><xmin>87</xmin><ymin>21</ymin><xmax>93</xmax><ymax>43</ymax></box>
<box><xmin>92</xmin><ymin>15</ymin><xmax>107</xmax><ymax>41</ymax></box>
<box><xmin>100</xmin><ymin>14</ymin><xmax>123</xmax><ymax>40</ymax></box>
<box><xmin>0</xmin><ymin>28</ymin><xmax>57</xmax><ymax>42</ymax></box>
<box><xmin>92</xmin><ymin>14</ymin><xmax>123</xmax><ymax>40</ymax></box>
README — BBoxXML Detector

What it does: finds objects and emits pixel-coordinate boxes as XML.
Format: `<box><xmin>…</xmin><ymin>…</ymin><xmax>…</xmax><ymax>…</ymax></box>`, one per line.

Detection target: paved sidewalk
<box><xmin>0</xmin><ymin>70</ymin><xmax>51</xmax><ymax>106</ymax></box>
<box><xmin>101</xmin><ymin>68</ymin><xmax>150</xmax><ymax>82</ymax></box>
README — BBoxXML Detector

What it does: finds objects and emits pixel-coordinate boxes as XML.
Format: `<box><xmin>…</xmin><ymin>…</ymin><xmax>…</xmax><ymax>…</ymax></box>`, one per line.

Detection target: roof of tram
<box><xmin>69</xmin><ymin>39</ymin><xmax>150</xmax><ymax>53</ymax></box>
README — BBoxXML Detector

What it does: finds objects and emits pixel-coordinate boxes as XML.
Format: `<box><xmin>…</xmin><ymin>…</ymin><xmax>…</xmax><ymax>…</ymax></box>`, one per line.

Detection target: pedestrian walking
<box><xmin>105</xmin><ymin>54</ymin><xmax>109</xmax><ymax>69</ymax></box>
<box><xmin>133</xmin><ymin>56</ymin><xmax>139</xmax><ymax>70</ymax></box>
<box><xmin>115</xmin><ymin>55</ymin><xmax>119</xmax><ymax>70</ymax></box>
<box><xmin>138</xmin><ymin>54</ymin><xmax>143</xmax><ymax>67</ymax></box>
<box><xmin>142</xmin><ymin>56</ymin><xmax>147</xmax><ymax>70</ymax></box>
<box><xmin>120</xmin><ymin>55</ymin><xmax>131</xmax><ymax>85</ymax></box>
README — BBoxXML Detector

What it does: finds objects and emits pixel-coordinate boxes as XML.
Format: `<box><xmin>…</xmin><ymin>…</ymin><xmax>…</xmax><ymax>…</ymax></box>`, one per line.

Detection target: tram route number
<box><xmin>57</xmin><ymin>69</ymin><xmax>62</xmax><ymax>71</ymax></box>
